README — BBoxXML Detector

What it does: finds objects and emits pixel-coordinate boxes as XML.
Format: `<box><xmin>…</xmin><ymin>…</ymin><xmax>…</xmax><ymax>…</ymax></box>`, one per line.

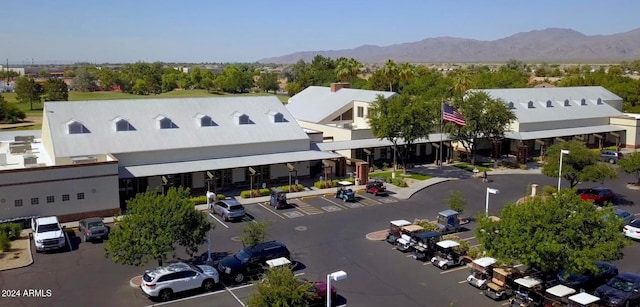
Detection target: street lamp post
<box><xmin>485</xmin><ymin>187</ymin><xmax>500</xmax><ymax>216</ymax></box>
<box><xmin>327</xmin><ymin>270</ymin><xmax>347</xmax><ymax>307</ymax></box>
<box><xmin>558</xmin><ymin>149</ymin><xmax>570</xmax><ymax>191</ymax></box>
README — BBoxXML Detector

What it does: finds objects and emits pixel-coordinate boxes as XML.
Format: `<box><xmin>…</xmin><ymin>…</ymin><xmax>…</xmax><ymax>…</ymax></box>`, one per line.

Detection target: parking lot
<box><xmin>2</xmin><ymin>173</ymin><xmax>640</xmax><ymax>307</ymax></box>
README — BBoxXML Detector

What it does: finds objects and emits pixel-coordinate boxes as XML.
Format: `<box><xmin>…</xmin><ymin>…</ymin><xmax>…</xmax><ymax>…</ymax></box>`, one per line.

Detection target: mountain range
<box><xmin>257</xmin><ymin>28</ymin><xmax>640</xmax><ymax>64</ymax></box>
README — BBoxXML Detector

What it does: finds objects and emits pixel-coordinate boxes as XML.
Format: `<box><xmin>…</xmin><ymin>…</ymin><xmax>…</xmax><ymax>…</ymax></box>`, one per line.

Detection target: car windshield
<box><xmin>607</xmin><ymin>276</ymin><xmax>635</xmax><ymax>292</ymax></box>
<box><xmin>630</xmin><ymin>220</ymin><xmax>640</xmax><ymax>228</ymax></box>
<box><xmin>37</xmin><ymin>223</ymin><xmax>60</xmax><ymax>233</ymax></box>
<box><xmin>186</xmin><ymin>263</ymin><xmax>203</xmax><ymax>273</ymax></box>
<box><xmin>235</xmin><ymin>249</ymin><xmax>251</xmax><ymax>263</ymax></box>
<box><xmin>229</xmin><ymin>205</ymin><xmax>244</xmax><ymax>212</ymax></box>
<box><xmin>88</xmin><ymin>221</ymin><xmax>104</xmax><ymax>229</ymax></box>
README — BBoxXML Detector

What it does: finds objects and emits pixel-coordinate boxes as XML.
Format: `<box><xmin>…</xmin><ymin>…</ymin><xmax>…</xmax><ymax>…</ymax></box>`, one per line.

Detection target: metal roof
<box><xmin>44</xmin><ymin>96</ymin><xmax>310</xmax><ymax>157</ymax></box>
<box><xmin>119</xmin><ymin>150</ymin><xmax>342</xmax><ymax>178</ymax></box>
<box><xmin>480</xmin><ymin>87</ymin><xmax>623</xmax><ymax>124</ymax></box>
<box><xmin>436</xmin><ymin>240</ymin><xmax>460</xmax><ymax>248</ymax></box>
<box><xmin>313</xmin><ymin>133</ymin><xmax>450</xmax><ymax>151</ymax></box>
<box><xmin>438</xmin><ymin>209</ymin><xmax>459</xmax><ymax>216</ymax></box>
<box><xmin>545</xmin><ymin>284</ymin><xmax>576</xmax><ymax>298</ymax></box>
<box><xmin>390</xmin><ymin>220</ymin><xmax>412</xmax><ymax>227</ymax></box>
<box><xmin>286</xmin><ymin>86</ymin><xmax>397</xmax><ymax>123</ymax></box>
<box><xmin>505</xmin><ymin>124</ymin><xmax>626</xmax><ymax>140</ymax></box>
<box><xmin>568</xmin><ymin>292</ymin><xmax>600</xmax><ymax>305</ymax></box>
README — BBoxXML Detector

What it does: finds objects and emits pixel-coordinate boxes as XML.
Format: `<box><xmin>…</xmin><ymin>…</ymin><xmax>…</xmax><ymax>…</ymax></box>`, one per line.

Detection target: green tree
<box><xmin>71</xmin><ymin>68</ymin><xmax>98</xmax><ymax>92</ymax></box>
<box><xmin>475</xmin><ymin>189</ymin><xmax>629</xmax><ymax>274</ymax></box>
<box><xmin>256</xmin><ymin>72</ymin><xmax>280</xmax><ymax>93</ymax></box>
<box><xmin>161</xmin><ymin>69</ymin><xmax>181</xmax><ymax>92</ymax></box>
<box><xmin>42</xmin><ymin>78</ymin><xmax>69</xmax><ymax>101</ymax></box>
<box><xmin>541</xmin><ymin>140</ymin><xmax>617</xmax><ymax>188</ymax></box>
<box><xmin>96</xmin><ymin>68</ymin><xmax>120</xmax><ymax>90</ymax></box>
<box><xmin>15</xmin><ymin>76</ymin><xmax>43</xmax><ymax>110</ymax></box>
<box><xmin>247</xmin><ymin>266</ymin><xmax>313</xmax><ymax>307</ymax></box>
<box><xmin>617</xmin><ymin>152</ymin><xmax>640</xmax><ymax>185</ymax></box>
<box><xmin>368</xmin><ymin>94</ymin><xmax>403</xmax><ymax>174</ymax></box>
<box><xmin>445</xmin><ymin>91</ymin><xmax>516</xmax><ymax>164</ymax></box>
<box><xmin>382</xmin><ymin>59</ymin><xmax>398</xmax><ymax>91</ymax></box>
<box><xmin>104</xmin><ymin>187</ymin><xmax>212</xmax><ymax>266</ymax></box>
<box><xmin>0</xmin><ymin>94</ymin><xmax>26</xmax><ymax>123</ymax></box>
<box><xmin>240</xmin><ymin>221</ymin><xmax>271</xmax><ymax>247</ymax></box>
<box><xmin>37</xmin><ymin>70</ymin><xmax>49</xmax><ymax>78</ymax></box>
<box><xmin>63</xmin><ymin>70</ymin><xmax>76</xmax><ymax>78</ymax></box>
<box><xmin>214</xmin><ymin>65</ymin><xmax>254</xmax><ymax>93</ymax></box>
<box><xmin>445</xmin><ymin>190</ymin><xmax>466</xmax><ymax>215</ymax></box>
<box><xmin>119</xmin><ymin>62</ymin><xmax>163</xmax><ymax>95</ymax></box>
<box><xmin>397</xmin><ymin>97</ymin><xmax>437</xmax><ymax>171</ymax></box>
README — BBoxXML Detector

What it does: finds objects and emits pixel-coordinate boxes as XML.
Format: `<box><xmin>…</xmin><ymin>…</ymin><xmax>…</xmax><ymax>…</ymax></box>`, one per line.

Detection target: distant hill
<box><xmin>257</xmin><ymin>28</ymin><xmax>640</xmax><ymax>64</ymax></box>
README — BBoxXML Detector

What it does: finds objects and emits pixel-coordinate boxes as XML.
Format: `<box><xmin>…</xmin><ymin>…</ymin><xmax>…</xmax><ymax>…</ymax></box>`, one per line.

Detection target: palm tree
<box><xmin>398</xmin><ymin>62</ymin><xmax>416</xmax><ymax>84</ymax></box>
<box><xmin>382</xmin><ymin>59</ymin><xmax>398</xmax><ymax>92</ymax></box>
<box><xmin>452</xmin><ymin>71</ymin><xmax>472</xmax><ymax>98</ymax></box>
<box><xmin>335</xmin><ymin>58</ymin><xmax>351</xmax><ymax>82</ymax></box>
<box><xmin>348</xmin><ymin>58</ymin><xmax>363</xmax><ymax>80</ymax></box>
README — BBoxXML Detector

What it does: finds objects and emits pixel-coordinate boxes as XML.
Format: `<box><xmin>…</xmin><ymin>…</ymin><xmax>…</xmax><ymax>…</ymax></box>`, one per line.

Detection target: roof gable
<box><xmin>286</xmin><ymin>86</ymin><xmax>397</xmax><ymax>123</ymax></box>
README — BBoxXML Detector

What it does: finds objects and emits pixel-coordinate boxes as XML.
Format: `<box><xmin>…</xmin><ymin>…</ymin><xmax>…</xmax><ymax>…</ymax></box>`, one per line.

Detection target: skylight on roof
<box><xmin>232</xmin><ymin>112</ymin><xmax>252</xmax><ymax>125</ymax></box>
<box><xmin>268</xmin><ymin>111</ymin><xmax>285</xmax><ymax>123</ymax></box>
<box><xmin>156</xmin><ymin>116</ymin><xmax>178</xmax><ymax>129</ymax></box>
<box><xmin>115</xmin><ymin>119</ymin><xmax>136</xmax><ymax>131</ymax></box>
<box><xmin>67</xmin><ymin>121</ymin><xmax>90</xmax><ymax>134</ymax></box>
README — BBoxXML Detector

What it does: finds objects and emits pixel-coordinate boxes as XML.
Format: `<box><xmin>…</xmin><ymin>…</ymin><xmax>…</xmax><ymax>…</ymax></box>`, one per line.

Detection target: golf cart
<box><xmin>411</xmin><ymin>231</ymin><xmax>442</xmax><ymax>261</ymax></box>
<box><xmin>509</xmin><ymin>276</ymin><xmax>544</xmax><ymax>307</ymax></box>
<box><xmin>386</xmin><ymin>220</ymin><xmax>412</xmax><ymax>244</ymax></box>
<box><xmin>467</xmin><ymin>257</ymin><xmax>498</xmax><ymax>290</ymax></box>
<box><xmin>436</xmin><ymin>210</ymin><xmax>461</xmax><ymax>234</ymax></box>
<box><xmin>270</xmin><ymin>189</ymin><xmax>288</xmax><ymax>209</ymax></box>
<box><xmin>365</xmin><ymin>179</ymin><xmax>387</xmax><ymax>196</ymax></box>
<box><xmin>484</xmin><ymin>266</ymin><xmax>524</xmax><ymax>301</ymax></box>
<box><xmin>567</xmin><ymin>292</ymin><xmax>601</xmax><ymax>307</ymax></box>
<box><xmin>541</xmin><ymin>284</ymin><xmax>576</xmax><ymax>307</ymax></box>
<box><xmin>395</xmin><ymin>224</ymin><xmax>426</xmax><ymax>252</ymax></box>
<box><xmin>335</xmin><ymin>186</ymin><xmax>356</xmax><ymax>202</ymax></box>
<box><xmin>430</xmin><ymin>240</ymin><xmax>466</xmax><ymax>270</ymax></box>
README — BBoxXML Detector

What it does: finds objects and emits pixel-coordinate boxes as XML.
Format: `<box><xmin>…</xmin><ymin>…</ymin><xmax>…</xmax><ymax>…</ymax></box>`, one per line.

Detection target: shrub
<box><xmin>275</xmin><ymin>184</ymin><xmax>305</xmax><ymax>192</ymax></box>
<box><xmin>314</xmin><ymin>180</ymin><xmax>339</xmax><ymax>189</ymax></box>
<box><xmin>0</xmin><ymin>232</ymin><xmax>10</xmax><ymax>252</ymax></box>
<box><xmin>519</xmin><ymin>164</ymin><xmax>528</xmax><ymax>170</ymax></box>
<box><xmin>382</xmin><ymin>162</ymin><xmax>389</xmax><ymax>170</ymax></box>
<box><xmin>391</xmin><ymin>178</ymin><xmax>407</xmax><ymax>187</ymax></box>
<box><xmin>189</xmin><ymin>195</ymin><xmax>208</xmax><ymax>206</ymax></box>
<box><xmin>413</xmin><ymin>219</ymin><xmax>439</xmax><ymax>231</ymax></box>
<box><xmin>458</xmin><ymin>240</ymin><xmax>470</xmax><ymax>255</ymax></box>
<box><xmin>467</xmin><ymin>246</ymin><xmax>484</xmax><ymax>259</ymax></box>
<box><xmin>542</xmin><ymin>185</ymin><xmax>557</xmax><ymax>196</ymax></box>
<box><xmin>0</xmin><ymin>223</ymin><xmax>22</xmax><ymax>241</ymax></box>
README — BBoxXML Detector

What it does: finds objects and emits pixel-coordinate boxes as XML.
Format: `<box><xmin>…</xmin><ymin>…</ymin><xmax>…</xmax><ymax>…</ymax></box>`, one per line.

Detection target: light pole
<box><xmin>558</xmin><ymin>149</ymin><xmax>570</xmax><ymax>191</ymax></box>
<box><xmin>327</xmin><ymin>270</ymin><xmax>347</xmax><ymax>307</ymax></box>
<box><xmin>486</xmin><ymin>187</ymin><xmax>499</xmax><ymax>216</ymax></box>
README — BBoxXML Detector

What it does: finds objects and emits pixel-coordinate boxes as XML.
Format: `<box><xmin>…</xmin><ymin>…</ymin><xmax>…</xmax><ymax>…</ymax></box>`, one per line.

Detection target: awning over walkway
<box><xmin>119</xmin><ymin>150</ymin><xmax>342</xmax><ymax>178</ymax></box>
<box><xmin>314</xmin><ymin>133</ymin><xmax>451</xmax><ymax>151</ymax></box>
<box><xmin>505</xmin><ymin>125</ymin><xmax>626</xmax><ymax>140</ymax></box>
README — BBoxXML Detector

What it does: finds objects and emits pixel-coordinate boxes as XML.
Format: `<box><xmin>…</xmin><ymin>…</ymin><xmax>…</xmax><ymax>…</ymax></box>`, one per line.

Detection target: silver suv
<box><xmin>141</xmin><ymin>262</ymin><xmax>219</xmax><ymax>302</ymax></box>
<box><xmin>210</xmin><ymin>199</ymin><xmax>246</xmax><ymax>221</ymax></box>
<box><xmin>600</xmin><ymin>150</ymin><xmax>623</xmax><ymax>164</ymax></box>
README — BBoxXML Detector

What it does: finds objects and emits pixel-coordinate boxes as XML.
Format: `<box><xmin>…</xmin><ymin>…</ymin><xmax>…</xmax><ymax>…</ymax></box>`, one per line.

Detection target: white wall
<box><xmin>352</xmin><ymin>101</ymin><xmax>371</xmax><ymax>129</ymax></box>
<box><xmin>0</xmin><ymin>163</ymin><xmax>119</xmax><ymax>220</ymax></box>
<box><xmin>297</xmin><ymin>121</ymin><xmax>353</xmax><ymax>142</ymax></box>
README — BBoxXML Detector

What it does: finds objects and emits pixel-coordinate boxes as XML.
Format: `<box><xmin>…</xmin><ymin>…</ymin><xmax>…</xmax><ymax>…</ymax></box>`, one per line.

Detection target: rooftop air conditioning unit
<box><xmin>23</xmin><ymin>154</ymin><xmax>38</xmax><ymax>166</ymax></box>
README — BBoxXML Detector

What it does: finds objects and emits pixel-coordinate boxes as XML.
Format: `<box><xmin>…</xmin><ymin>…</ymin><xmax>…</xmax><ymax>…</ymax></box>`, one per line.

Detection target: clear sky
<box><xmin>2</xmin><ymin>0</ymin><xmax>639</xmax><ymax>64</ymax></box>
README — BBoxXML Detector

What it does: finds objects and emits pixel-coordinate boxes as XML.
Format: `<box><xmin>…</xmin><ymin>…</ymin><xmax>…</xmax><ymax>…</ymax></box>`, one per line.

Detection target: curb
<box><xmin>365</xmin><ymin>230</ymin><xmax>389</xmax><ymax>241</ymax></box>
<box><xmin>130</xmin><ymin>275</ymin><xmax>143</xmax><ymax>288</ymax></box>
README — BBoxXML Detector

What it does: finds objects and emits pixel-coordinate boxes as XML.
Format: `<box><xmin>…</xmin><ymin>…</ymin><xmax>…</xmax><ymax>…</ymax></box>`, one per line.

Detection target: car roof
<box><xmin>220</xmin><ymin>199</ymin><xmax>242</xmax><ymax>206</ymax></box>
<box><xmin>438</xmin><ymin>209</ymin><xmax>459</xmax><ymax>216</ymax></box>
<box><xmin>472</xmin><ymin>257</ymin><xmax>497</xmax><ymax>268</ymax></box>
<box><xmin>146</xmin><ymin>262</ymin><xmax>192</xmax><ymax>277</ymax></box>
<box><xmin>436</xmin><ymin>240</ymin><xmax>460</xmax><ymax>248</ymax></box>
<box><xmin>590</xmin><ymin>187</ymin><xmax>611</xmax><ymax>191</ymax></box>
<box><xmin>617</xmin><ymin>272</ymin><xmax>640</xmax><ymax>281</ymax></box>
<box><xmin>514</xmin><ymin>276</ymin><xmax>542</xmax><ymax>288</ymax></box>
<box><xmin>37</xmin><ymin>216</ymin><xmax>59</xmax><ymax>224</ymax></box>
<box><xmin>246</xmin><ymin>240</ymin><xmax>286</xmax><ymax>252</ymax></box>
<box><xmin>390</xmin><ymin>220</ymin><xmax>412</xmax><ymax>227</ymax></box>
<box><xmin>546</xmin><ymin>284</ymin><xmax>576</xmax><ymax>298</ymax></box>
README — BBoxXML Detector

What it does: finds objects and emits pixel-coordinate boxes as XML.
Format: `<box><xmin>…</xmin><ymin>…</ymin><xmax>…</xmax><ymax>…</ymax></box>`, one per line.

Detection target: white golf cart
<box><xmin>430</xmin><ymin>240</ymin><xmax>465</xmax><ymax>270</ymax></box>
<box><xmin>509</xmin><ymin>276</ymin><xmax>544</xmax><ymax>307</ymax></box>
<box><xmin>395</xmin><ymin>224</ymin><xmax>425</xmax><ymax>252</ymax></box>
<box><xmin>386</xmin><ymin>220</ymin><xmax>412</xmax><ymax>244</ymax></box>
<box><xmin>542</xmin><ymin>284</ymin><xmax>576</xmax><ymax>307</ymax></box>
<box><xmin>467</xmin><ymin>257</ymin><xmax>498</xmax><ymax>289</ymax></box>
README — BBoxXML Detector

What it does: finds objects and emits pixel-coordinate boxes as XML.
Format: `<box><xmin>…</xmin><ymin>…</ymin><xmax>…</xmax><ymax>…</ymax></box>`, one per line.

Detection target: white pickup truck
<box><xmin>31</xmin><ymin>216</ymin><xmax>67</xmax><ymax>252</ymax></box>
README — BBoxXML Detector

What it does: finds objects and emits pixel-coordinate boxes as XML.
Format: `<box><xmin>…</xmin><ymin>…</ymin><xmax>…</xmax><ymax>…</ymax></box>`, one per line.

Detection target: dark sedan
<box><xmin>594</xmin><ymin>273</ymin><xmax>640</xmax><ymax>307</ymax></box>
<box><xmin>557</xmin><ymin>261</ymin><xmax>618</xmax><ymax>292</ymax></box>
<box><xmin>78</xmin><ymin>217</ymin><xmax>109</xmax><ymax>242</ymax></box>
<box><xmin>578</xmin><ymin>187</ymin><xmax>615</xmax><ymax>205</ymax></box>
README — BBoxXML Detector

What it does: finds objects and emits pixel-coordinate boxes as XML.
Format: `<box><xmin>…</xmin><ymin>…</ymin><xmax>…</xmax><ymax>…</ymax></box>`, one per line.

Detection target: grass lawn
<box><xmin>369</xmin><ymin>170</ymin><xmax>432</xmax><ymax>181</ymax></box>
<box><xmin>452</xmin><ymin>162</ymin><xmax>493</xmax><ymax>172</ymax></box>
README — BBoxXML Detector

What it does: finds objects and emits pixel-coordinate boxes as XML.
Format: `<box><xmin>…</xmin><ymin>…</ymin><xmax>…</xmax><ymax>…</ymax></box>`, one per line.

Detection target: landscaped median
<box><xmin>0</xmin><ymin>223</ymin><xmax>33</xmax><ymax>271</ymax></box>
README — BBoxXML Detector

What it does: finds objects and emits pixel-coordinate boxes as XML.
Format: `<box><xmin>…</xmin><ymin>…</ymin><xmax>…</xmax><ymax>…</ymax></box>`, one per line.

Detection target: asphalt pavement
<box><xmin>2</xmin><ymin>167</ymin><xmax>639</xmax><ymax>307</ymax></box>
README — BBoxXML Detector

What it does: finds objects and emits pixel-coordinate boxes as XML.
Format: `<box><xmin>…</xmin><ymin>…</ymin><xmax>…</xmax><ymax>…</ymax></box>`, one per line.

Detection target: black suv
<box><xmin>217</xmin><ymin>241</ymin><xmax>290</xmax><ymax>283</ymax></box>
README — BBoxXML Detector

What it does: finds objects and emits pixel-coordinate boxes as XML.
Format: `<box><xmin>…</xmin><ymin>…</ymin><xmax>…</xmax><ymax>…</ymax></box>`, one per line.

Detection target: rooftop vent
<box><xmin>507</xmin><ymin>102</ymin><xmax>515</xmax><ymax>109</ymax></box>
<box><xmin>268</xmin><ymin>111</ymin><xmax>285</xmax><ymax>123</ymax></box>
<box><xmin>581</xmin><ymin>98</ymin><xmax>587</xmax><ymax>106</ymax></box>
<box><xmin>233</xmin><ymin>112</ymin><xmax>251</xmax><ymax>125</ymax></box>
<box><xmin>67</xmin><ymin>120</ymin><xmax>90</xmax><ymax>134</ymax></box>
<box><xmin>597</xmin><ymin>98</ymin><xmax>603</xmax><ymax>105</ymax></box>
<box><xmin>114</xmin><ymin>118</ymin><xmax>136</xmax><ymax>131</ymax></box>
<box><xmin>546</xmin><ymin>100</ymin><xmax>553</xmax><ymax>108</ymax></box>
<box><xmin>156</xmin><ymin>116</ymin><xmax>178</xmax><ymax>129</ymax></box>
<box><xmin>564</xmin><ymin>99</ymin><xmax>571</xmax><ymax>107</ymax></box>
<box><xmin>527</xmin><ymin>101</ymin><xmax>535</xmax><ymax>109</ymax></box>
<box><xmin>196</xmin><ymin>114</ymin><xmax>216</xmax><ymax>127</ymax></box>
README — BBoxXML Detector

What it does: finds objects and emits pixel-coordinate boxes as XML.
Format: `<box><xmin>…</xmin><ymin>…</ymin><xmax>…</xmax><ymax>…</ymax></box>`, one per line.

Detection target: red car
<box><xmin>365</xmin><ymin>180</ymin><xmax>387</xmax><ymax>196</ymax></box>
<box><xmin>308</xmin><ymin>281</ymin><xmax>337</xmax><ymax>306</ymax></box>
<box><xmin>578</xmin><ymin>187</ymin><xmax>614</xmax><ymax>204</ymax></box>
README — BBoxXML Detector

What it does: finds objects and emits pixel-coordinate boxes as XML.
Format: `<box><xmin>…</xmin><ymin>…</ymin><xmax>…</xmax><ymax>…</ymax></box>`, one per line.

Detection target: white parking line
<box><xmin>225</xmin><ymin>284</ymin><xmax>246</xmax><ymax>307</ymax></box>
<box><xmin>208</xmin><ymin>213</ymin><xmax>229</xmax><ymax>228</ymax></box>
<box><xmin>460</xmin><ymin>236</ymin><xmax>475</xmax><ymax>241</ymax></box>
<box><xmin>258</xmin><ymin>202</ymin><xmax>286</xmax><ymax>219</ymax></box>
<box><xmin>439</xmin><ymin>266</ymin><xmax>469</xmax><ymax>274</ymax></box>
<box><xmin>458</xmin><ymin>280</ymin><xmax>467</xmax><ymax>284</ymax></box>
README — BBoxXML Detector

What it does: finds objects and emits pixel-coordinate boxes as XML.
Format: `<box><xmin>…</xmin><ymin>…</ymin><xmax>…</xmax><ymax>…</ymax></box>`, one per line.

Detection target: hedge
<box><xmin>240</xmin><ymin>188</ymin><xmax>271</xmax><ymax>198</ymax></box>
<box><xmin>273</xmin><ymin>184</ymin><xmax>305</xmax><ymax>192</ymax></box>
<box><xmin>0</xmin><ymin>223</ymin><xmax>23</xmax><ymax>241</ymax></box>
<box><xmin>188</xmin><ymin>194</ymin><xmax>226</xmax><ymax>206</ymax></box>
<box><xmin>314</xmin><ymin>180</ymin><xmax>340</xmax><ymax>189</ymax></box>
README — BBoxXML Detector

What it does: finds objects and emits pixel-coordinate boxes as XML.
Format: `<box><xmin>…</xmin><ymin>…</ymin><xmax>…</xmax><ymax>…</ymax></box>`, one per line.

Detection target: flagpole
<box><xmin>439</xmin><ymin>101</ymin><xmax>443</xmax><ymax>169</ymax></box>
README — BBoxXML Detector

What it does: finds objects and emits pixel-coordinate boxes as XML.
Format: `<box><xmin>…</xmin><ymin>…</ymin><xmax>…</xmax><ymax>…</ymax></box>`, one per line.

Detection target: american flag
<box><xmin>443</xmin><ymin>103</ymin><xmax>466</xmax><ymax>126</ymax></box>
